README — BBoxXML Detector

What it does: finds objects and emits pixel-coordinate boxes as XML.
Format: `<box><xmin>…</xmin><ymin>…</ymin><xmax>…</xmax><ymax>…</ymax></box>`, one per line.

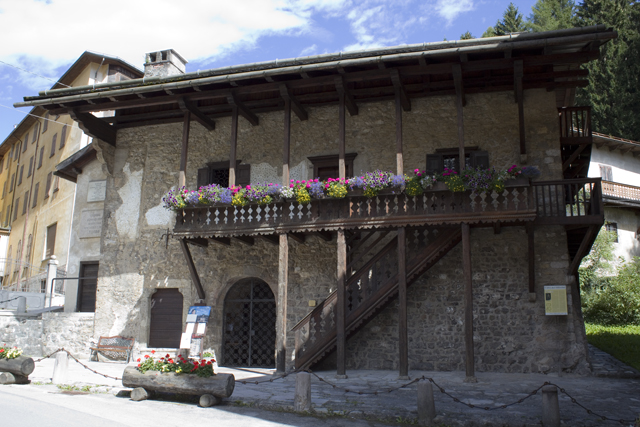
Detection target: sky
<box><xmin>0</xmin><ymin>0</ymin><xmax>539</xmax><ymax>140</ymax></box>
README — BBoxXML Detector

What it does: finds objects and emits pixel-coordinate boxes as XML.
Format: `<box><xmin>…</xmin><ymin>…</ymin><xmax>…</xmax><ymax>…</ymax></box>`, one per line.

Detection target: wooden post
<box><xmin>283</xmin><ymin>97</ymin><xmax>291</xmax><ymax>185</ymax></box>
<box><xmin>461</xmin><ymin>223</ymin><xmax>476</xmax><ymax>382</ymax></box>
<box><xmin>395</xmin><ymin>90</ymin><xmax>403</xmax><ymax>176</ymax></box>
<box><xmin>452</xmin><ymin>64</ymin><xmax>465</xmax><ymax>167</ymax></box>
<box><xmin>229</xmin><ymin>106</ymin><xmax>238</xmax><ymax>187</ymax></box>
<box><xmin>338</xmin><ymin>92</ymin><xmax>346</xmax><ymax>179</ymax></box>
<box><xmin>179</xmin><ymin>111</ymin><xmax>191</xmax><ymax>188</ymax></box>
<box><xmin>398</xmin><ymin>227</ymin><xmax>408</xmax><ymax>379</ymax></box>
<box><xmin>336</xmin><ymin>229</ymin><xmax>347</xmax><ymax>378</ymax></box>
<box><xmin>276</xmin><ymin>233</ymin><xmax>288</xmax><ymax>373</ymax></box>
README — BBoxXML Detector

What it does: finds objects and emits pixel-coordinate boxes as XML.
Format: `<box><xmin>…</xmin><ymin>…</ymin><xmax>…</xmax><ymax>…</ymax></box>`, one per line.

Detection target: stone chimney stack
<box><xmin>144</xmin><ymin>49</ymin><xmax>187</xmax><ymax>77</ymax></box>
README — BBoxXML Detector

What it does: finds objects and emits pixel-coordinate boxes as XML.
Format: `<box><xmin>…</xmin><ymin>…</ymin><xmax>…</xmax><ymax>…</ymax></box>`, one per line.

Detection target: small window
<box><xmin>9</xmin><ymin>173</ymin><xmax>14</xmax><ymax>193</ymax></box>
<box><xmin>32</xmin><ymin>123</ymin><xmax>39</xmax><ymax>143</ymax></box>
<box><xmin>13</xmin><ymin>143</ymin><xmax>20</xmax><ymax>160</ymax></box>
<box><xmin>45</xmin><ymin>223</ymin><xmax>57</xmax><ymax>258</ymax></box>
<box><xmin>22</xmin><ymin>191</ymin><xmax>28</xmax><ymax>215</ymax></box>
<box><xmin>196</xmin><ymin>161</ymin><xmax>251</xmax><ymax>188</ymax></box>
<box><xmin>426</xmin><ymin>147</ymin><xmax>488</xmax><ymax>174</ymax></box>
<box><xmin>5</xmin><ymin>207</ymin><xmax>10</xmax><ymax>225</ymax></box>
<box><xmin>17</xmin><ymin>165</ymin><xmax>24</xmax><ymax>186</ymax></box>
<box><xmin>605</xmin><ymin>222</ymin><xmax>618</xmax><ymax>243</ymax></box>
<box><xmin>22</xmin><ymin>135</ymin><xmax>28</xmax><ymax>152</ymax></box>
<box><xmin>1</xmin><ymin>181</ymin><xmax>6</xmax><ymax>200</ymax></box>
<box><xmin>13</xmin><ymin>199</ymin><xmax>19</xmax><ymax>221</ymax></box>
<box><xmin>45</xmin><ymin>172</ymin><xmax>52</xmax><ymax>199</ymax></box>
<box><xmin>307</xmin><ymin>153</ymin><xmax>358</xmax><ymax>181</ymax></box>
<box><xmin>50</xmin><ymin>134</ymin><xmax>57</xmax><ymax>157</ymax></box>
<box><xmin>52</xmin><ymin>175</ymin><xmax>60</xmax><ymax>193</ymax></box>
<box><xmin>60</xmin><ymin>125</ymin><xmax>67</xmax><ymax>149</ymax></box>
<box><xmin>38</xmin><ymin>147</ymin><xmax>44</xmax><ymax>169</ymax></box>
<box><xmin>32</xmin><ymin>183</ymin><xmax>39</xmax><ymax>208</ymax></box>
<box><xmin>599</xmin><ymin>165</ymin><xmax>613</xmax><ymax>182</ymax></box>
<box><xmin>0</xmin><ymin>157</ymin><xmax>3</xmax><ymax>173</ymax></box>
<box><xmin>27</xmin><ymin>156</ymin><xmax>33</xmax><ymax>177</ymax></box>
<box><xmin>43</xmin><ymin>113</ymin><xmax>49</xmax><ymax>133</ymax></box>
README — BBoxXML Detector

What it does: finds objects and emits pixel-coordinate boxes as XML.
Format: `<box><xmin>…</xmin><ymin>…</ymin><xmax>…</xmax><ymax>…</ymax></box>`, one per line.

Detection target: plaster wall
<box><xmin>588</xmin><ymin>145</ymin><xmax>640</xmax><ymax>187</ymax></box>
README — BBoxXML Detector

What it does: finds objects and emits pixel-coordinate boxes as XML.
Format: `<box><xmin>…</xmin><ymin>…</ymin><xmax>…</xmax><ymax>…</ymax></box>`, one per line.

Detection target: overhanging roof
<box><xmin>593</xmin><ymin>132</ymin><xmax>640</xmax><ymax>157</ymax></box>
<box><xmin>54</xmin><ymin>142</ymin><xmax>97</xmax><ymax>183</ymax></box>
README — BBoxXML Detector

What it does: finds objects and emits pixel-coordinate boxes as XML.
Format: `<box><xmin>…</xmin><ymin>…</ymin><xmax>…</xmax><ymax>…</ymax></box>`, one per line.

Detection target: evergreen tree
<box><xmin>526</xmin><ymin>0</ymin><xmax>576</xmax><ymax>32</ymax></box>
<box><xmin>482</xmin><ymin>2</ymin><xmax>527</xmax><ymax>37</ymax></box>
<box><xmin>574</xmin><ymin>0</ymin><xmax>640</xmax><ymax>141</ymax></box>
<box><xmin>460</xmin><ymin>31</ymin><xmax>475</xmax><ymax>40</ymax></box>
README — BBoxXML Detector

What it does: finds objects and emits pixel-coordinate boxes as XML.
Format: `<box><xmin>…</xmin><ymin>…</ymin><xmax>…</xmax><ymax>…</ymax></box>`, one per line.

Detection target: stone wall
<box><xmin>91</xmin><ymin>87</ymin><xmax>588</xmax><ymax>373</ymax></box>
<box><xmin>0</xmin><ymin>312</ymin><xmax>95</xmax><ymax>358</ymax></box>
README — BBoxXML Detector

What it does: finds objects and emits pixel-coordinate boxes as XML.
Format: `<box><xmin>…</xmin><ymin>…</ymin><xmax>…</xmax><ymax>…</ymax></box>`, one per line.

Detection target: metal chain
<box><xmin>0</xmin><ymin>297</ymin><xmax>21</xmax><ymax>304</ymax></box>
<box><xmin>33</xmin><ymin>348</ymin><xmax>122</xmax><ymax>380</ymax></box>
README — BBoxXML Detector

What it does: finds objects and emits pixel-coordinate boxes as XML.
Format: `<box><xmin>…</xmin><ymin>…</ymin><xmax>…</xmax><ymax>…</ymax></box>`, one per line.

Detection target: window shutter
<box><xmin>28</xmin><ymin>157</ymin><xmax>33</xmax><ymax>177</ymax></box>
<box><xmin>53</xmin><ymin>176</ymin><xmax>60</xmax><ymax>192</ymax></box>
<box><xmin>14</xmin><ymin>143</ymin><xmax>20</xmax><ymax>160</ymax></box>
<box><xmin>236</xmin><ymin>164</ymin><xmax>251</xmax><ymax>187</ymax></box>
<box><xmin>38</xmin><ymin>147</ymin><xmax>44</xmax><ymax>169</ymax></box>
<box><xmin>50</xmin><ymin>134</ymin><xmax>57</xmax><ymax>157</ymax></box>
<box><xmin>32</xmin><ymin>123</ymin><xmax>38</xmax><ymax>143</ymax></box>
<box><xmin>0</xmin><ymin>157</ymin><xmax>3</xmax><ymax>173</ymax></box>
<box><xmin>60</xmin><ymin>125</ymin><xmax>67</xmax><ymax>148</ymax></box>
<box><xmin>469</xmin><ymin>150</ymin><xmax>490</xmax><ymax>170</ymax></box>
<box><xmin>43</xmin><ymin>114</ymin><xmax>49</xmax><ymax>132</ymax></box>
<box><xmin>197</xmin><ymin>167</ymin><xmax>210</xmax><ymax>189</ymax></box>
<box><xmin>45</xmin><ymin>172</ymin><xmax>52</xmax><ymax>198</ymax></box>
<box><xmin>24</xmin><ymin>133</ymin><xmax>29</xmax><ymax>150</ymax></box>
<box><xmin>9</xmin><ymin>173</ymin><xmax>14</xmax><ymax>193</ymax></box>
<box><xmin>46</xmin><ymin>223</ymin><xmax>57</xmax><ymax>258</ymax></box>
<box><xmin>32</xmin><ymin>183</ymin><xmax>39</xmax><ymax>208</ymax></box>
<box><xmin>2</xmin><ymin>181</ymin><xmax>6</xmax><ymax>199</ymax></box>
<box><xmin>13</xmin><ymin>199</ymin><xmax>19</xmax><ymax>221</ymax></box>
<box><xmin>18</xmin><ymin>166</ymin><xmax>23</xmax><ymax>186</ymax></box>
<box><xmin>599</xmin><ymin>165</ymin><xmax>612</xmax><ymax>181</ymax></box>
<box><xmin>22</xmin><ymin>192</ymin><xmax>28</xmax><ymax>214</ymax></box>
<box><xmin>426</xmin><ymin>154</ymin><xmax>444</xmax><ymax>175</ymax></box>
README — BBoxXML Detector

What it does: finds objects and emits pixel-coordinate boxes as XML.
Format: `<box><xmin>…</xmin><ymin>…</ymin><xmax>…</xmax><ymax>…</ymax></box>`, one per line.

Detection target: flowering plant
<box><xmin>405</xmin><ymin>169</ymin><xmax>437</xmax><ymax>196</ymax></box>
<box><xmin>326</xmin><ymin>178</ymin><xmax>347</xmax><ymax>198</ymax></box>
<box><xmin>136</xmin><ymin>351</ymin><xmax>215</xmax><ymax>378</ymax></box>
<box><xmin>0</xmin><ymin>344</ymin><xmax>23</xmax><ymax>359</ymax></box>
<box><xmin>348</xmin><ymin>170</ymin><xmax>404</xmax><ymax>198</ymax></box>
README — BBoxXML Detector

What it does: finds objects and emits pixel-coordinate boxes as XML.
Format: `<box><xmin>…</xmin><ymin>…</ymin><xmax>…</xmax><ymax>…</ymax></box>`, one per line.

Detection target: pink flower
<box><xmin>296</xmin><ymin>180</ymin><xmax>300</xmax><ymax>184</ymax></box>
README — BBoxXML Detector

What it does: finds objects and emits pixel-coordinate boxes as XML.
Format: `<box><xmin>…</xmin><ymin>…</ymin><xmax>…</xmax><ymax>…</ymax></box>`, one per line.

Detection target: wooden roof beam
<box><xmin>279</xmin><ymin>84</ymin><xmax>308</xmax><ymax>121</ymax></box>
<box><xmin>334</xmin><ymin>76</ymin><xmax>358</xmax><ymax>116</ymax></box>
<box><xmin>234</xmin><ymin>236</ymin><xmax>255</xmax><ymax>246</ymax></box>
<box><xmin>69</xmin><ymin>109</ymin><xmax>116</xmax><ymax>145</ymax></box>
<box><xmin>227</xmin><ymin>92</ymin><xmax>259</xmax><ymax>126</ymax></box>
<box><xmin>608</xmin><ymin>142</ymin><xmax>624</xmax><ymax>152</ymax></box>
<box><xmin>178</xmin><ymin>98</ymin><xmax>215</xmax><ymax>131</ymax></box>
<box><xmin>390</xmin><ymin>69</ymin><xmax>411</xmax><ymax>112</ymax></box>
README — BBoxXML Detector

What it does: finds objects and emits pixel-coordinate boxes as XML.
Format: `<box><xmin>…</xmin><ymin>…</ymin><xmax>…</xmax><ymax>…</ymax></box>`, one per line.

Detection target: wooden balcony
<box><xmin>172</xmin><ymin>178</ymin><xmax>604</xmax><ymax>238</ymax></box>
<box><xmin>602</xmin><ymin>180</ymin><xmax>640</xmax><ymax>208</ymax></box>
<box><xmin>559</xmin><ymin>106</ymin><xmax>592</xmax><ymax>145</ymax></box>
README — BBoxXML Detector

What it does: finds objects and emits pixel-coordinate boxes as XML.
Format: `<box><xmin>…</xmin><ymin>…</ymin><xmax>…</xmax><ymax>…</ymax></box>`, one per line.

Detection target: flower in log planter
<box><xmin>0</xmin><ymin>344</ymin><xmax>23</xmax><ymax>360</ymax></box>
<box><xmin>0</xmin><ymin>345</ymin><xmax>34</xmax><ymax>385</ymax></box>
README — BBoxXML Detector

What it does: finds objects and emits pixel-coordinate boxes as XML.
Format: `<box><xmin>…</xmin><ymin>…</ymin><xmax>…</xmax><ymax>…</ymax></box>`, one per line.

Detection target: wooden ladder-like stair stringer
<box><xmin>293</xmin><ymin>228</ymin><xmax>463</xmax><ymax>370</ymax></box>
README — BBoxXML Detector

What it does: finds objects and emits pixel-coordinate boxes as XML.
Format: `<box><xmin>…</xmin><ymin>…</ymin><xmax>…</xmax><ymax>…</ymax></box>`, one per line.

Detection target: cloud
<box><xmin>299</xmin><ymin>44</ymin><xmax>319</xmax><ymax>56</ymax></box>
<box><xmin>434</xmin><ymin>0</ymin><xmax>474</xmax><ymax>23</ymax></box>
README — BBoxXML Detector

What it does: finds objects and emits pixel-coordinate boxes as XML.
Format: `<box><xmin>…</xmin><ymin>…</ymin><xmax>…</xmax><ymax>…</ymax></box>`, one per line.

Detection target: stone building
<box><xmin>17</xmin><ymin>26</ymin><xmax>615</xmax><ymax>378</ymax></box>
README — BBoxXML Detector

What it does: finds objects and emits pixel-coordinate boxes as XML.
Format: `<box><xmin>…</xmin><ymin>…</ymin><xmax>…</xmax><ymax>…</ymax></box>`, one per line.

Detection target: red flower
<box><xmin>136</xmin><ymin>358</ymin><xmax>140</xmax><ymax>362</ymax></box>
<box><xmin>165</xmin><ymin>354</ymin><xmax>170</xmax><ymax>358</ymax></box>
<box><xmin>0</xmin><ymin>349</ymin><xmax>4</xmax><ymax>353</ymax></box>
<box><xmin>168</xmin><ymin>359</ymin><xmax>174</xmax><ymax>364</ymax></box>
<box><xmin>151</xmin><ymin>350</ymin><xmax>156</xmax><ymax>354</ymax></box>
<box><xmin>207</xmin><ymin>361</ymin><xmax>212</xmax><ymax>365</ymax></box>
<box><xmin>138</xmin><ymin>364</ymin><xmax>141</xmax><ymax>367</ymax></box>
<box><xmin>144</xmin><ymin>355</ymin><xmax>150</xmax><ymax>359</ymax></box>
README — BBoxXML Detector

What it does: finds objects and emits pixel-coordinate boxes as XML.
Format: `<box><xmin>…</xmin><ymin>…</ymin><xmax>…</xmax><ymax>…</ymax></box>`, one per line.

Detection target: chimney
<box><xmin>144</xmin><ymin>49</ymin><xmax>187</xmax><ymax>77</ymax></box>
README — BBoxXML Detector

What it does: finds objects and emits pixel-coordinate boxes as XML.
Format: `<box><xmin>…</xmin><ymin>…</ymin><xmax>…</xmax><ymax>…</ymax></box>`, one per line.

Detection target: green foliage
<box><xmin>460</xmin><ymin>31</ymin><xmax>475</xmax><ymax>40</ymax></box>
<box><xmin>585</xmin><ymin>323</ymin><xmax>640</xmax><ymax>371</ymax></box>
<box><xmin>526</xmin><ymin>0</ymin><xmax>576</xmax><ymax>32</ymax></box>
<box><xmin>579</xmin><ymin>227</ymin><xmax>616</xmax><ymax>291</ymax></box>
<box><xmin>574</xmin><ymin>0</ymin><xmax>640</xmax><ymax>141</ymax></box>
<box><xmin>483</xmin><ymin>2</ymin><xmax>527</xmax><ymax>37</ymax></box>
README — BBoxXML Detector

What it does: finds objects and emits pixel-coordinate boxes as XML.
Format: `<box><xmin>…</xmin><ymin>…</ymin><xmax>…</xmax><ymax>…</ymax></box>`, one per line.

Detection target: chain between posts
<box><xmin>0</xmin><ymin>297</ymin><xmax>21</xmax><ymax>304</ymax></box>
<box><xmin>33</xmin><ymin>348</ymin><xmax>122</xmax><ymax>380</ymax></box>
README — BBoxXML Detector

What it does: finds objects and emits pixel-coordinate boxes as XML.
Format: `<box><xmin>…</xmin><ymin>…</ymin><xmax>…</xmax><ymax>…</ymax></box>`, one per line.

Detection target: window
<box><xmin>5</xmin><ymin>207</ymin><xmax>10</xmax><ymax>225</ymax></box>
<box><xmin>13</xmin><ymin>143</ymin><xmax>20</xmax><ymax>160</ymax></box>
<box><xmin>9</xmin><ymin>173</ymin><xmax>14</xmax><ymax>193</ymax></box>
<box><xmin>605</xmin><ymin>222</ymin><xmax>618</xmax><ymax>243</ymax></box>
<box><xmin>45</xmin><ymin>223</ymin><xmax>57</xmax><ymax>258</ymax></box>
<box><xmin>0</xmin><ymin>157</ymin><xmax>3</xmax><ymax>173</ymax></box>
<box><xmin>599</xmin><ymin>165</ymin><xmax>613</xmax><ymax>182</ymax></box>
<box><xmin>78</xmin><ymin>262</ymin><xmax>99</xmax><ymax>312</ymax></box>
<box><xmin>307</xmin><ymin>153</ymin><xmax>357</xmax><ymax>181</ymax></box>
<box><xmin>38</xmin><ymin>146</ymin><xmax>44</xmax><ymax>169</ymax></box>
<box><xmin>32</xmin><ymin>123</ymin><xmax>38</xmax><ymax>143</ymax></box>
<box><xmin>1</xmin><ymin>181</ymin><xmax>6</xmax><ymax>200</ymax></box>
<box><xmin>52</xmin><ymin>175</ymin><xmax>60</xmax><ymax>193</ymax></box>
<box><xmin>17</xmin><ymin>165</ymin><xmax>23</xmax><ymax>186</ymax></box>
<box><xmin>25</xmin><ymin>235</ymin><xmax>32</xmax><ymax>263</ymax></box>
<box><xmin>22</xmin><ymin>135</ymin><xmax>28</xmax><ymax>152</ymax></box>
<box><xmin>13</xmin><ymin>199</ymin><xmax>19</xmax><ymax>221</ymax></box>
<box><xmin>50</xmin><ymin>134</ymin><xmax>57</xmax><ymax>157</ymax></box>
<box><xmin>196</xmin><ymin>161</ymin><xmax>251</xmax><ymax>188</ymax></box>
<box><xmin>27</xmin><ymin>156</ymin><xmax>33</xmax><ymax>177</ymax></box>
<box><xmin>9</xmin><ymin>145</ymin><xmax>13</xmax><ymax>159</ymax></box>
<box><xmin>44</xmin><ymin>172</ymin><xmax>52</xmax><ymax>199</ymax></box>
<box><xmin>32</xmin><ymin>183</ymin><xmax>39</xmax><ymax>208</ymax></box>
<box><xmin>43</xmin><ymin>113</ymin><xmax>49</xmax><ymax>132</ymax></box>
<box><xmin>22</xmin><ymin>191</ymin><xmax>28</xmax><ymax>215</ymax></box>
<box><xmin>426</xmin><ymin>147</ymin><xmax>489</xmax><ymax>174</ymax></box>
<box><xmin>60</xmin><ymin>125</ymin><xmax>67</xmax><ymax>149</ymax></box>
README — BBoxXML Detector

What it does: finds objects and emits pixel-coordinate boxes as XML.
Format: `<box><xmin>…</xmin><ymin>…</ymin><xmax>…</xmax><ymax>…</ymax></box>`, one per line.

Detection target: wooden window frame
<box><xmin>52</xmin><ymin>175</ymin><xmax>60</xmax><ymax>193</ymax></box>
<box><xmin>32</xmin><ymin>123</ymin><xmax>38</xmax><ymax>143</ymax></box>
<box><xmin>0</xmin><ymin>157</ymin><xmax>3</xmax><ymax>173</ymax></box>
<box><xmin>45</xmin><ymin>223</ymin><xmax>57</xmax><ymax>259</ymax></box>
<box><xmin>605</xmin><ymin>222</ymin><xmax>618</xmax><ymax>243</ymax></box>
<box><xmin>599</xmin><ymin>165</ymin><xmax>613</xmax><ymax>182</ymax></box>
<box><xmin>9</xmin><ymin>173</ymin><xmax>15</xmax><ymax>193</ymax></box>
<box><xmin>307</xmin><ymin>153</ymin><xmax>358</xmax><ymax>180</ymax></box>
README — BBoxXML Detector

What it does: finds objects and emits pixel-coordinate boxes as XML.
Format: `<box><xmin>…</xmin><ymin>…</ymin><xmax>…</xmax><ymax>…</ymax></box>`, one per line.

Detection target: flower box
<box><xmin>505</xmin><ymin>177</ymin><xmax>531</xmax><ymax>187</ymax></box>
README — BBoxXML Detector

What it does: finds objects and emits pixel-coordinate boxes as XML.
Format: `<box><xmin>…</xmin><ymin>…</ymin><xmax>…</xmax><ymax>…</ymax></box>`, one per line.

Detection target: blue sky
<box><xmin>0</xmin><ymin>0</ymin><xmax>538</xmax><ymax>140</ymax></box>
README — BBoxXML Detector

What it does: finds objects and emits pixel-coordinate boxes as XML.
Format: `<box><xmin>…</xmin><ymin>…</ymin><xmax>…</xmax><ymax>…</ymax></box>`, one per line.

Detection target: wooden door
<box><xmin>149</xmin><ymin>289</ymin><xmax>183</xmax><ymax>348</ymax></box>
<box><xmin>77</xmin><ymin>262</ymin><xmax>99</xmax><ymax>312</ymax></box>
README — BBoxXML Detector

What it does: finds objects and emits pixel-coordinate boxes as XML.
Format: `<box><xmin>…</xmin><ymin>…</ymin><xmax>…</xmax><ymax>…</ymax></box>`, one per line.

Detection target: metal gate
<box><xmin>222</xmin><ymin>279</ymin><xmax>275</xmax><ymax>367</ymax></box>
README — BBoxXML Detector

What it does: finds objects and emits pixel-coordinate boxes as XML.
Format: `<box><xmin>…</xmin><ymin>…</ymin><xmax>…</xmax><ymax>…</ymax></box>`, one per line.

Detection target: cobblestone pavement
<box><xmin>20</xmin><ymin>353</ymin><xmax>640</xmax><ymax>426</ymax></box>
<box><xmin>589</xmin><ymin>344</ymin><xmax>640</xmax><ymax>379</ymax></box>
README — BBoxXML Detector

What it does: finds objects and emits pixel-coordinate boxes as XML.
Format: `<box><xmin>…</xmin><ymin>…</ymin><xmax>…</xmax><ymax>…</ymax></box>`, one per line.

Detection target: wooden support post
<box><xmin>179</xmin><ymin>111</ymin><xmax>191</xmax><ymax>188</ymax></box>
<box><xmin>395</xmin><ymin>90</ymin><xmax>404</xmax><ymax>176</ymax></box>
<box><xmin>461</xmin><ymin>223</ymin><xmax>476</xmax><ymax>382</ymax></box>
<box><xmin>452</xmin><ymin>64</ymin><xmax>466</xmax><ymax>167</ymax></box>
<box><xmin>179</xmin><ymin>239</ymin><xmax>205</xmax><ymax>300</ymax></box>
<box><xmin>338</xmin><ymin>92</ymin><xmax>346</xmax><ymax>179</ymax></box>
<box><xmin>276</xmin><ymin>233</ymin><xmax>288</xmax><ymax>373</ymax></box>
<box><xmin>283</xmin><ymin>97</ymin><xmax>291</xmax><ymax>185</ymax></box>
<box><xmin>527</xmin><ymin>223</ymin><xmax>536</xmax><ymax>301</ymax></box>
<box><xmin>229</xmin><ymin>106</ymin><xmax>238</xmax><ymax>187</ymax></box>
<box><xmin>336</xmin><ymin>229</ymin><xmax>347</xmax><ymax>378</ymax></box>
<box><xmin>398</xmin><ymin>227</ymin><xmax>408</xmax><ymax>379</ymax></box>
<box><xmin>515</xmin><ymin>60</ymin><xmax>526</xmax><ymax>163</ymax></box>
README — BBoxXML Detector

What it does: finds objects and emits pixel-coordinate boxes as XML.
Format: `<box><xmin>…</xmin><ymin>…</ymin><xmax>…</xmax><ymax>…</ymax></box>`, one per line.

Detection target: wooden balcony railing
<box><xmin>602</xmin><ymin>180</ymin><xmax>640</xmax><ymax>204</ymax></box>
<box><xmin>173</xmin><ymin>184</ymin><xmax>535</xmax><ymax>238</ymax></box>
<box><xmin>532</xmin><ymin>178</ymin><xmax>603</xmax><ymax>225</ymax></box>
<box><xmin>558</xmin><ymin>106</ymin><xmax>592</xmax><ymax>145</ymax></box>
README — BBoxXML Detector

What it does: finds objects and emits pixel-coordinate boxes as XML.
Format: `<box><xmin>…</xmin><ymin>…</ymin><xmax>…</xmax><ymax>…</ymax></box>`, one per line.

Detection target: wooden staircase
<box><xmin>292</xmin><ymin>227</ymin><xmax>462</xmax><ymax>370</ymax></box>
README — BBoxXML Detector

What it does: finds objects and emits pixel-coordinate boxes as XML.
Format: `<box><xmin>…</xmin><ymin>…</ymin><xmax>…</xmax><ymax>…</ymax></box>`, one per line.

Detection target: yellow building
<box><xmin>0</xmin><ymin>52</ymin><xmax>141</xmax><ymax>301</ymax></box>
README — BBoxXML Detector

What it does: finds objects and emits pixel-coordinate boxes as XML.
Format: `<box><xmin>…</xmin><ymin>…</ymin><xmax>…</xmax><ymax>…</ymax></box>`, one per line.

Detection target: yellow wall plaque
<box><xmin>544</xmin><ymin>285</ymin><xmax>568</xmax><ymax>315</ymax></box>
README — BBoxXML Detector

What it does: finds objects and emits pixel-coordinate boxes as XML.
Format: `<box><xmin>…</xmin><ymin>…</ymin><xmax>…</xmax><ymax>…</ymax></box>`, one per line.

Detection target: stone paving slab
<box><xmin>18</xmin><ymin>357</ymin><xmax>640</xmax><ymax>426</ymax></box>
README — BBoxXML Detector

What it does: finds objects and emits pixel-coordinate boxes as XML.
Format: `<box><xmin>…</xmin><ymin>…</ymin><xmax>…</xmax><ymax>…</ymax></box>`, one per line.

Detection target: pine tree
<box><xmin>574</xmin><ymin>0</ymin><xmax>640</xmax><ymax>141</ymax></box>
<box><xmin>460</xmin><ymin>31</ymin><xmax>475</xmax><ymax>40</ymax></box>
<box><xmin>526</xmin><ymin>0</ymin><xmax>576</xmax><ymax>32</ymax></box>
<box><xmin>482</xmin><ymin>2</ymin><xmax>527</xmax><ymax>37</ymax></box>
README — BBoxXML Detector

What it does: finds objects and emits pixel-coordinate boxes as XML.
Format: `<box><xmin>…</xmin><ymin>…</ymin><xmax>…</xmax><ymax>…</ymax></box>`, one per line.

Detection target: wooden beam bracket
<box><xmin>334</xmin><ymin>76</ymin><xmax>359</xmax><ymax>116</ymax></box>
<box><xmin>227</xmin><ymin>93</ymin><xmax>259</xmax><ymax>126</ymax></box>
<box><xmin>69</xmin><ymin>109</ymin><xmax>117</xmax><ymax>145</ymax></box>
<box><xmin>178</xmin><ymin>98</ymin><xmax>215</xmax><ymax>131</ymax></box>
<box><xmin>390</xmin><ymin>69</ymin><xmax>411</xmax><ymax>112</ymax></box>
<box><xmin>279</xmin><ymin>85</ymin><xmax>308</xmax><ymax>121</ymax></box>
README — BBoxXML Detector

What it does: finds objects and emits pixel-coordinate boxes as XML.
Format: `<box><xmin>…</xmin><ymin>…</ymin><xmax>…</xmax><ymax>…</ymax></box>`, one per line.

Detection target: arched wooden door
<box><xmin>222</xmin><ymin>279</ymin><xmax>275</xmax><ymax>367</ymax></box>
<box><xmin>149</xmin><ymin>289</ymin><xmax>183</xmax><ymax>348</ymax></box>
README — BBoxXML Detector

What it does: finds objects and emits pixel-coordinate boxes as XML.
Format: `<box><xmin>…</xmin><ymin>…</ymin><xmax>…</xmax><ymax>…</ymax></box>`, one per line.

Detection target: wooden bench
<box><xmin>90</xmin><ymin>336</ymin><xmax>134</xmax><ymax>363</ymax></box>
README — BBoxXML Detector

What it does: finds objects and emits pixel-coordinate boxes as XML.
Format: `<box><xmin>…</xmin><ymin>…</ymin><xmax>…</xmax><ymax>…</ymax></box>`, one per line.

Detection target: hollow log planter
<box><xmin>0</xmin><ymin>356</ymin><xmax>35</xmax><ymax>385</ymax></box>
<box><xmin>122</xmin><ymin>366</ymin><xmax>235</xmax><ymax>406</ymax></box>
